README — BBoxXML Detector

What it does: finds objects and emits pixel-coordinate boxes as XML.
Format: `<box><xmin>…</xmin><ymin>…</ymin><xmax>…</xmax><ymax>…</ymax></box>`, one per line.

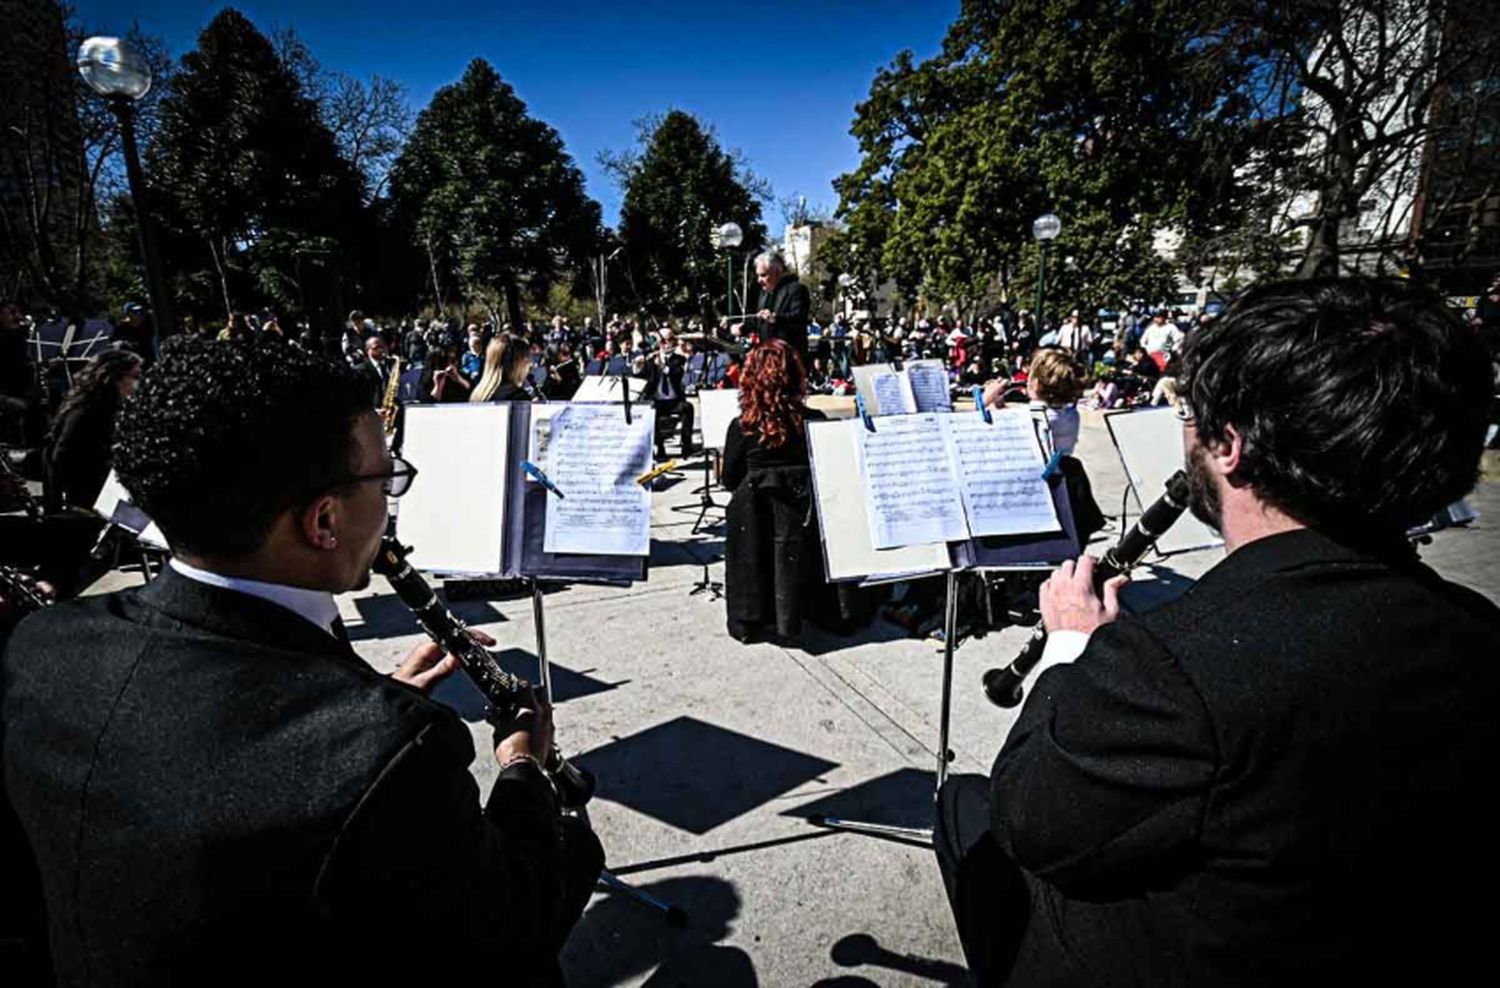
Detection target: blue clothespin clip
<box><xmin>972</xmin><ymin>385</ymin><xmax>992</xmax><ymax>424</ymax></box>
<box><xmin>522</xmin><ymin>460</ymin><xmax>566</xmax><ymax>499</ymax></box>
<box><xmin>1040</xmin><ymin>449</ymin><xmax>1063</xmax><ymax>481</ymax></box>
<box><xmin>855</xmin><ymin>393</ymin><xmax>876</xmax><ymax>432</ymax></box>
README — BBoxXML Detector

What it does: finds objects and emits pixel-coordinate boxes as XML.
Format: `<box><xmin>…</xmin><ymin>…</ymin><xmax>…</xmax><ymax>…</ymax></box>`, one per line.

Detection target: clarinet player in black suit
<box><xmin>935</xmin><ymin>278</ymin><xmax>1500</xmax><ymax>986</ymax></box>
<box><xmin>1</xmin><ymin>336</ymin><xmax>602</xmax><ymax>985</ymax></box>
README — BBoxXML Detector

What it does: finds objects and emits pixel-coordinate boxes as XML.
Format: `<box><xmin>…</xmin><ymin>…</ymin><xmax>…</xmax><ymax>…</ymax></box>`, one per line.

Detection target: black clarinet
<box><xmin>371</xmin><ymin>537</ymin><xmax>596</xmax><ymax>809</ymax></box>
<box><xmin>982</xmin><ymin>470</ymin><xmax>1192</xmax><ymax>708</ymax></box>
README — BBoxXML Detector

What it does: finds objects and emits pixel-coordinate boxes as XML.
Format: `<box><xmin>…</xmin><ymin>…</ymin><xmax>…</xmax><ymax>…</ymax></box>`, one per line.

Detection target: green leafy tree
<box><xmin>146</xmin><ymin>7</ymin><xmax>364</xmax><ymax>319</ymax></box>
<box><xmin>604</xmin><ymin>111</ymin><xmax>768</xmax><ymax>320</ymax></box>
<box><xmin>835</xmin><ymin>1</ymin><xmax>1293</xmax><ymax>317</ymax></box>
<box><xmin>389</xmin><ymin>59</ymin><xmax>602</xmax><ymax>327</ymax></box>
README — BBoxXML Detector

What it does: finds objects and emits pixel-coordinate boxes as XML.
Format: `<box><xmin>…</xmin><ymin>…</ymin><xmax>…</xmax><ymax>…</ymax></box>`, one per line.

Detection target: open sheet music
<box><xmin>863</xmin><ymin>359</ymin><xmax>953</xmax><ymax>415</ymax></box>
<box><xmin>543</xmin><ymin>405</ymin><xmax>654</xmax><ymax>556</ymax></box>
<box><xmin>939</xmin><ymin>410</ymin><xmax>1060</xmax><ymax>537</ymax></box>
<box><xmin>857</xmin><ymin>413</ymin><xmax>969</xmax><ymax>549</ymax></box>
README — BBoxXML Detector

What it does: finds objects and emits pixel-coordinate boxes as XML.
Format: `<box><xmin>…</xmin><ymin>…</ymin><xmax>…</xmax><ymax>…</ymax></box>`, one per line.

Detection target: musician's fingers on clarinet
<box><xmin>1101</xmin><ymin>574</ymin><xmax>1130</xmax><ymax>623</ymax></box>
<box><xmin>393</xmin><ymin>641</ymin><xmax>459</xmax><ymax>692</ymax></box>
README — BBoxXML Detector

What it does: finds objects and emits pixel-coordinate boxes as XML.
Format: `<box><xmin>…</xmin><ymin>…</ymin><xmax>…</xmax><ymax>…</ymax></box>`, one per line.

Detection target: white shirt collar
<box><xmin>169</xmin><ymin>558</ymin><xmax>341</xmax><ymax>638</ymax></box>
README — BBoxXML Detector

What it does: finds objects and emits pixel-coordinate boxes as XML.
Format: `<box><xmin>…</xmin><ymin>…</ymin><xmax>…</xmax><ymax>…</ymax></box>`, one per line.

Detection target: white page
<box><xmin>400</xmin><ymin>404</ymin><xmax>510</xmax><ymax>574</ymax></box>
<box><xmin>857</xmin><ymin>413</ymin><xmax>969</xmax><ymax>549</ymax></box>
<box><xmin>906</xmin><ymin>360</ymin><xmax>952</xmax><ymax>412</ymax></box>
<box><xmin>543</xmin><ymin>405</ymin><xmax>655</xmax><ymax>556</ymax></box>
<box><xmin>527</xmin><ymin>403</ymin><xmax>564</xmax><ymax>472</ymax></box>
<box><xmin>805</xmin><ymin>420</ymin><xmax>951</xmax><ymax>581</ymax></box>
<box><xmin>940</xmin><ymin>410</ymin><xmax>1060</xmax><ymax>537</ymax></box>
<box><xmin>870</xmin><ymin>369</ymin><xmax>915</xmax><ymax>415</ymax></box>
<box><xmin>698</xmin><ymin>388</ymin><xmax>742</xmax><ymax>450</ymax></box>
<box><xmin>570</xmin><ymin>374</ymin><xmax>649</xmax><ymax>404</ymax></box>
<box><xmin>1105</xmin><ymin>408</ymin><xmax>1222</xmax><ymax>553</ymax></box>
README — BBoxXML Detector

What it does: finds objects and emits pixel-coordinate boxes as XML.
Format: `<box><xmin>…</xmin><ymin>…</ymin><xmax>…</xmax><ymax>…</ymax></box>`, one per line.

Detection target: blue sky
<box><xmin>76</xmin><ymin>1</ymin><xmax>957</xmax><ymax>230</ymax></box>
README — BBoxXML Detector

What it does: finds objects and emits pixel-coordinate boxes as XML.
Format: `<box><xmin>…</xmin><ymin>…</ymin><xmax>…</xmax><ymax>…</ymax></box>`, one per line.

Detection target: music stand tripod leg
<box><xmin>805</xmin><ymin>570</ymin><xmax>960</xmax><ymax>846</ymax></box>
<box><xmin>529</xmin><ymin>579</ymin><xmax>690</xmax><ymax>925</ymax></box>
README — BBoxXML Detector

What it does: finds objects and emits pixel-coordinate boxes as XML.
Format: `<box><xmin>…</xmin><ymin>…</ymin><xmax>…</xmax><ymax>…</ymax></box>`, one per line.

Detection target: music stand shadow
<box><xmin>826</xmin><ymin>932</ymin><xmax>970</xmax><ymax>987</ymax></box>
<box><xmin>575</xmin><ymin>716</ymin><xmax>837</xmax><ymax>835</ymax></box>
<box><xmin>563</xmin><ymin>875</ymin><xmax>758</xmax><ymax>987</ymax></box>
<box><xmin>781</xmin><ymin>768</ymin><xmax>936</xmax><ymax>836</ymax></box>
<box><xmin>346</xmin><ymin>592</ymin><xmax>506</xmax><ymax>643</ymax></box>
<box><xmin>1122</xmin><ymin>564</ymin><xmax>1198</xmax><ymax>615</ymax></box>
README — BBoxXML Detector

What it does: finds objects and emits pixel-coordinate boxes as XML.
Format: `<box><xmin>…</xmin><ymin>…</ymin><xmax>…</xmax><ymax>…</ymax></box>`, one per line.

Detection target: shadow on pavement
<box><xmin>782</xmin><ymin>768</ymin><xmax>937</xmax><ymax>833</ymax></box>
<box><xmin>824</xmin><ymin>932</ymin><xmax>971</xmax><ymax>986</ymax></box>
<box><xmin>564</xmin><ymin>875</ymin><xmax>758</xmax><ymax>987</ymax></box>
<box><xmin>576</xmin><ymin>716</ymin><xmax>837</xmax><ymax>835</ymax></box>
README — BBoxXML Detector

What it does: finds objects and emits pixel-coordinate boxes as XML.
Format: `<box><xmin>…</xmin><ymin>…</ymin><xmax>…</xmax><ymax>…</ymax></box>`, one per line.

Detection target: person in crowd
<box><xmin>340</xmin><ymin>310</ymin><xmax>366</xmax><ymax>367</ymax></box>
<box><xmin>642</xmin><ymin>327</ymin><xmax>695</xmax><ymax>459</ymax></box>
<box><xmin>0</xmin><ymin>300</ymin><xmax>43</xmax><ymax>447</ymax></box>
<box><xmin>935</xmin><ymin>277</ymin><xmax>1499</xmax><ymax>986</ymax></box>
<box><xmin>469</xmin><ymin>333</ymin><xmax>532</xmax><ymax>402</ymax></box>
<box><xmin>1140</xmin><ymin>310</ymin><xmax>1184</xmax><ymax>367</ymax></box>
<box><xmin>720</xmin><ymin>339</ymin><xmax>826</xmax><ymax>644</ymax></box>
<box><xmin>2</xmin><ymin>335</ymin><xmax>603</xmax><ymax>983</ymax></box>
<box><xmin>1056</xmin><ymin>308</ymin><xmax>1092</xmax><ymax>358</ymax></box>
<box><xmin>418</xmin><ymin>345</ymin><xmax>471</xmax><ymax>403</ymax></box>
<box><xmin>217</xmin><ymin>311</ymin><xmax>252</xmax><ymax>343</ymax></box>
<box><xmin>43</xmin><ymin>350</ymin><xmax>142</xmax><ymax>512</ymax></box>
<box><xmin>736</xmin><ymin>250</ymin><xmax>810</xmax><ymax>354</ymax></box>
<box><xmin>456</xmin><ymin>327</ymin><xmax>484</xmax><ymax>382</ymax></box>
<box><xmin>110</xmin><ymin>302</ymin><xmax>156</xmax><ymax>363</ymax></box>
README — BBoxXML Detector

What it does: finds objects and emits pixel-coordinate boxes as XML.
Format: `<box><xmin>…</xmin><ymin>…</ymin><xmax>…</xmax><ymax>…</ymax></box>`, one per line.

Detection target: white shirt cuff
<box><xmin>1029</xmin><ymin>629</ymin><xmax>1090</xmax><ymax>681</ymax></box>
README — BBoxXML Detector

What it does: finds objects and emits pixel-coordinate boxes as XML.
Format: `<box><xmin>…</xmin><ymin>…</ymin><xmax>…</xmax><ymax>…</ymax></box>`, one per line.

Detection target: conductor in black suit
<box><xmin>935</xmin><ymin>278</ymin><xmax>1500</xmax><ymax>986</ymax></box>
<box><xmin>1</xmin><ymin>336</ymin><xmax>602</xmax><ymax>984</ymax></box>
<box><xmin>735</xmin><ymin>250</ymin><xmax>810</xmax><ymax>356</ymax></box>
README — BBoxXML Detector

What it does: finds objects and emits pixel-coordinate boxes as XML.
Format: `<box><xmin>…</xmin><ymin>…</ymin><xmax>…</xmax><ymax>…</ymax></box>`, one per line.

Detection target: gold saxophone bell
<box><xmin>380</xmin><ymin>357</ymin><xmax>402</xmax><ymax>436</ymax></box>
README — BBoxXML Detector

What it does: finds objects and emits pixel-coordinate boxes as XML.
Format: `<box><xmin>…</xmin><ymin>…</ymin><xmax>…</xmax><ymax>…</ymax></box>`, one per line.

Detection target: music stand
<box><xmin>529</xmin><ymin>578</ymin><xmax>688</xmax><ymax>926</ymax></box>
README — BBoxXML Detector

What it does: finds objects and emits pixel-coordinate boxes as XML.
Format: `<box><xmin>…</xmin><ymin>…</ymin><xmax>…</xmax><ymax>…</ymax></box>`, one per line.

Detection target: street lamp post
<box><xmin>78</xmin><ymin>36</ymin><xmax>172</xmax><ymax>354</ymax></box>
<box><xmin>710</xmin><ymin>222</ymin><xmax>743</xmax><ymax>319</ymax></box>
<box><xmin>1032</xmin><ymin>212</ymin><xmax>1061</xmax><ymax>333</ymax></box>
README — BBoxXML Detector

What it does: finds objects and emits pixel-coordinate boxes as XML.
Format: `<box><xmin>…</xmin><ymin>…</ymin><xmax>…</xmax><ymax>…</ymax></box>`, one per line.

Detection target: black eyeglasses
<box><xmin>338</xmin><ymin>455</ymin><xmax>419</xmax><ymax>498</ymax></box>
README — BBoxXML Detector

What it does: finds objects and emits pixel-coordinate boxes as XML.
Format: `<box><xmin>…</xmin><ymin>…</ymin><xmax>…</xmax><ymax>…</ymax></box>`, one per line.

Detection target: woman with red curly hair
<box><xmin>720</xmin><ymin>339</ymin><xmax>826</xmax><ymax>643</ymax></box>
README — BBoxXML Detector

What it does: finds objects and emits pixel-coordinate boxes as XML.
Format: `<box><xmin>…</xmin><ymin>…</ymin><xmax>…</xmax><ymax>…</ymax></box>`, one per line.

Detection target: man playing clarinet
<box><xmin>2</xmin><ymin>336</ymin><xmax>602</xmax><ymax>985</ymax></box>
<box><xmin>935</xmin><ymin>278</ymin><xmax>1500</xmax><ymax>986</ymax></box>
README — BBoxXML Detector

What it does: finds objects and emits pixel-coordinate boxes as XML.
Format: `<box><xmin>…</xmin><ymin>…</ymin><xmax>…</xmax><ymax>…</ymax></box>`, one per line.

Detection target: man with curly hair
<box><xmin>2</xmin><ymin>336</ymin><xmax>601</xmax><ymax>984</ymax></box>
<box><xmin>936</xmin><ymin>278</ymin><xmax>1500</xmax><ymax>986</ymax></box>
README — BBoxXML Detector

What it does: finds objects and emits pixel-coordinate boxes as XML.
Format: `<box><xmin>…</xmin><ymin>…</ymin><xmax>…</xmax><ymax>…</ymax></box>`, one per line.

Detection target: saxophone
<box><xmin>380</xmin><ymin>356</ymin><xmax>402</xmax><ymax>436</ymax></box>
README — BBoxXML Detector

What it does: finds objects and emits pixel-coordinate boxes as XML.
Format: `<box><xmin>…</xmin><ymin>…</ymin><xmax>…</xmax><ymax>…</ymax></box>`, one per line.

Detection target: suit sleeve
<box><xmin>990</xmin><ymin>619</ymin><xmax>1217</xmax><ymax>895</ymax></box>
<box><xmin>315</xmin><ymin>721</ymin><xmax>567</xmax><ymax>978</ymax></box>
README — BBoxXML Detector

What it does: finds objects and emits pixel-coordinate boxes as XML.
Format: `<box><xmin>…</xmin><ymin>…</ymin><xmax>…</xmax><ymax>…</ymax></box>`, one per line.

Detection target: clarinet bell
<box><xmin>982</xmin><ymin>665</ymin><xmax>1027</xmax><ymax>708</ymax></box>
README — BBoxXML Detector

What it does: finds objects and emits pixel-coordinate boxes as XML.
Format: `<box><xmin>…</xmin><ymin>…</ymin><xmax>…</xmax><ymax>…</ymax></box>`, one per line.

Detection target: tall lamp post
<box><xmin>1032</xmin><ymin>212</ymin><xmax>1061</xmax><ymax>332</ymax></box>
<box><xmin>78</xmin><ymin>36</ymin><xmax>172</xmax><ymax>353</ymax></box>
<box><xmin>710</xmin><ymin>221</ymin><xmax>743</xmax><ymax>319</ymax></box>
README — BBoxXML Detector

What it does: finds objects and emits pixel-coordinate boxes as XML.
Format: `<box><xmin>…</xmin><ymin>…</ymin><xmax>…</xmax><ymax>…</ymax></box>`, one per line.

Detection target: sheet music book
<box><xmin>854</xmin><ymin>359</ymin><xmax>953</xmax><ymax>415</ymax></box>
<box><xmin>806</xmin><ymin>409</ymin><xmax>1077</xmax><ymax>583</ymax></box>
<box><xmin>399</xmin><ymin>403</ymin><xmax>650</xmax><ymax>583</ymax></box>
<box><xmin>570</xmin><ymin>374</ymin><xmax>649</xmax><ymax>404</ymax></box>
<box><xmin>697</xmin><ymin>388</ymin><xmax>741</xmax><ymax>451</ymax></box>
<box><xmin>92</xmin><ymin>470</ymin><xmax>168</xmax><ymax>549</ymax></box>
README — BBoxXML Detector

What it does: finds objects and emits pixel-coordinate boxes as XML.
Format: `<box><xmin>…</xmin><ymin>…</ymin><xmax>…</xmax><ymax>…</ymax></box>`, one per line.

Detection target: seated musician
<box><xmin>720</xmin><ymin>339</ymin><xmax>826</xmax><ymax>643</ymax></box>
<box><xmin>935</xmin><ymin>278</ymin><xmax>1500</xmax><ymax>985</ymax></box>
<box><xmin>2</xmin><ymin>336</ymin><xmax>602</xmax><ymax>983</ymax></box>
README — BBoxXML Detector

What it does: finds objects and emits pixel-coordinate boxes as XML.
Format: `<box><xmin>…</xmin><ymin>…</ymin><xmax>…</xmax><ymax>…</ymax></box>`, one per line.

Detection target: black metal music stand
<box><xmin>529</xmin><ymin>580</ymin><xmax>688</xmax><ymax>926</ymax></box>
<box><xmin>669</xmin><ymin>448</ymin><xmax>725</xmax><ymax>535</ymax></box>
<box><xmin>806</xmin><ymin>569</ymin><xmax>960</xmax><ymax>844</ymax></box>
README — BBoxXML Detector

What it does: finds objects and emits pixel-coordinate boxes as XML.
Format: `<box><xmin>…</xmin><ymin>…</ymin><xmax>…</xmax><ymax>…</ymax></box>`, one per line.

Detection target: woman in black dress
<box><xmin>469</xmin><ymin>333</ymin><xmax>533</xmax><ymax>402</ymax></box>
<box><xmin>721</xmin><ymin>339</ymin><xmax>826</xmax><ymax>643</ymax></box>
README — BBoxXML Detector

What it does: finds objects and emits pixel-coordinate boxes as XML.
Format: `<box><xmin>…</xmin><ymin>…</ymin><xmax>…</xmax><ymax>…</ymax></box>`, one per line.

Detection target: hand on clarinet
<box><xmin>494</xmin><ymin>685</ymin><xmax>555</xmax><ymax>768</ymax></box>
<box><xmin>1039</xmin><ymin>554</ymin><xmax>1128</xmax><ymax>637</ymax></box>
<box><xmin>391</xmin><ymin>628</ymin><xmax>495</xmax><ymax>693</ymax></box>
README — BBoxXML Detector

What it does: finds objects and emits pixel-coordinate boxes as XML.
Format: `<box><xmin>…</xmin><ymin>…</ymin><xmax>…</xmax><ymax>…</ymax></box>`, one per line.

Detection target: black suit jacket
<box><xmin>756</xmin><ymin>274</ymin><xmax>810</xmax><ymax>355</ymax></box>
<box><xmin>2</xmin><ymin>569</ymin><xmax>568</xmax><ymax>984</ymax></box>
<box><xmin>642</xmin><ymin>351</ymin><xmax>687</xmax><ymax>405</ymax></box>
<box><xmin>991</xmin><ymin>529</ymin><xmax>1500</xmax><ymax>986</ymax></box>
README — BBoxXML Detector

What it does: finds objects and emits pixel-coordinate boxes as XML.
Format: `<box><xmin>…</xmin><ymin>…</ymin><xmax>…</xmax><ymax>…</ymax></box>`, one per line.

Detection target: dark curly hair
<box><xmin>114</xmin><ymin>335</ymin><xmax>371</xmax><ymax>558</ymax></box>
<box><xmin>739</xmin><ymin>339</ymin><xmax>806</xmax><ymax>449</ymax></box>
<box><xmin>1180</xmin><ymin>277</ymin><xmax>1491</xmax><ymax>538</ymax></box>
